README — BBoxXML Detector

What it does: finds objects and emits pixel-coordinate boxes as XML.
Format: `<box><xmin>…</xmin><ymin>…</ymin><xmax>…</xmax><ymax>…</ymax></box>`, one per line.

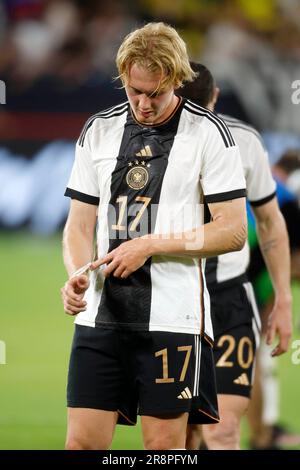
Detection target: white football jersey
<box><xmin>65</xmin><ymin>99</ymin><xmax>246</xmax><ymax>341</ymax></box>
<box><xmin>205</xmin><ymin>114</ymin><xmax>276</xmax><ymax>289</ymax></box>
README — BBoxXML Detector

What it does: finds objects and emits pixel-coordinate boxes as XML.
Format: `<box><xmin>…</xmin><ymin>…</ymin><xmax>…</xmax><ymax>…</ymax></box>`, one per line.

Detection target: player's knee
<box><xmin>65</xmin><ymin>434</ymin><xmax>112</xmax><ymax>450</ymax></box>
<box><xmin>204</xmin><ymin>413</ymin><xmax>240</xmax><ymax>449</ymax></box>
<box><xmin>186</xmin><ymin>424</ymin><xmax>202</xmax><ymax>450</ymax></box>
<box><xmin>144</xmin><ymin>435</ymin><xmax>176</xmax><ymax>450</ymax></box>
<box><xmin>144</xmin><ymin>430</ymin><xmax>186</xmax><ymax>450</ymax></box>
<box><xmin>65</xmin><ymin>437</ymin><xmax>86</xmax><ymax>450</ymax></box>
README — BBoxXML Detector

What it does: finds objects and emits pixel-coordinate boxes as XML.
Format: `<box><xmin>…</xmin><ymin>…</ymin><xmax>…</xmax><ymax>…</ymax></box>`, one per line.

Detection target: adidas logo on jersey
<box><xmin>233</xmin><ymin>373</ymin><xmax>250</xmax><ymax>386</ymax></box>
<box><xmin>177</xmin><ymin>387</ymin><xmax>192</xmax><ymax>399</ymax></box>
<box><xmin>136</xmin><ymin>145</ymin><xmax>152</xmax><ymax>157</ymax></box>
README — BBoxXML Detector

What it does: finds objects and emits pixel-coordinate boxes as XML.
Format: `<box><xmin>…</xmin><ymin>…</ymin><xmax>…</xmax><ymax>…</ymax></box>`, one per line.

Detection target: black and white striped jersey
<box><xmin>205</xmin><ymin>114</ymin><xmax>276</xmax><ymax>290</ymax></box>
<box><xmin>65</xmin><ymin>99</ymin><xmax>246</xmax><ymax>340</ymax></box>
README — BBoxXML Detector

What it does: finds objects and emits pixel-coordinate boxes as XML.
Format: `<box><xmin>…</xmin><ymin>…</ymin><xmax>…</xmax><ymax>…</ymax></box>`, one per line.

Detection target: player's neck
<box><xmin>156</xmin><ymin>95</ymin><xmax>180</xmax><ymax>125</ymax></box>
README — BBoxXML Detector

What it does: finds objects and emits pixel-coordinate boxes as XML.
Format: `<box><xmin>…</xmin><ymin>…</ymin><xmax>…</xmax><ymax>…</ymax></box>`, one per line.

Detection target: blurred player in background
<box><xmin>61</xmin><ymin>24</ymin><xmax>247</xmax><ymax>450</ymax></box>
<box><xmin>178</xmin><ymin>63</ymin><xmax>292</xmax><ymax>450</ymax></box>
<box><xmin>247</xmin><ymin>150</ymin><xmax>300</xmax><ymax>449</ymax></box>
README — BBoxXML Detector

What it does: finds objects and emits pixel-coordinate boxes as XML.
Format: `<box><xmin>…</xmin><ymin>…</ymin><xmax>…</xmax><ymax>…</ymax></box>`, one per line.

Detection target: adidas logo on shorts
<box><xmin>177</xmin><ymin>387</ymin><xmax>192</xmax><ymax>399</ymax></box>
<box><xmin>233</xmin><ymin>373</ymin><xmax>250</xmax><ymax>386</ymax></box>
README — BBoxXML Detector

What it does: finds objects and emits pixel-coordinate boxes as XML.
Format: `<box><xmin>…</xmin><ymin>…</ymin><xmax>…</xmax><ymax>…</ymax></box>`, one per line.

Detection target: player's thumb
<box><xmin>74</xmin><ymin>275</ymin><xmax>90</xmax><ymax>294</ymax></box>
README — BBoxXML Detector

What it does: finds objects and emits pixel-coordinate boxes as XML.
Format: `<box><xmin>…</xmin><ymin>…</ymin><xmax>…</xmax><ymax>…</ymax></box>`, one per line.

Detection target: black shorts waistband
<box><xmin>207</xmin><ymin>273</ymin><xmax>248</xmax><ymax>293</ymax></box>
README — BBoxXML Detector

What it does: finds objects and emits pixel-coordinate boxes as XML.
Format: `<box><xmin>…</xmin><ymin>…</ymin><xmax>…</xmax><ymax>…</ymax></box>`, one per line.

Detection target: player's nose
<box><xmin>139</xmin><ymin>94</ymin><xmax>152</xmax><ymax>109</ymax></box>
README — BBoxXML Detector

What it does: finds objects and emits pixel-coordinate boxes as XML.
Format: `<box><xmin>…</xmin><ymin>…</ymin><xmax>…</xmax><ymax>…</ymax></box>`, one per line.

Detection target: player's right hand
<box><xmin>61</xmin><ymin>274</ymin><xmax>90</xmax><ymax>316</ymax></box>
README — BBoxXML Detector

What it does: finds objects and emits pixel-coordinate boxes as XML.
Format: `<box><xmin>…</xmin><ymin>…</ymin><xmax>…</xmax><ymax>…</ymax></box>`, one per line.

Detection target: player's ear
<box><xmin>213</xmin><ymin>87</ymin><xmax>220</xmax><ymax>106</ymax></box>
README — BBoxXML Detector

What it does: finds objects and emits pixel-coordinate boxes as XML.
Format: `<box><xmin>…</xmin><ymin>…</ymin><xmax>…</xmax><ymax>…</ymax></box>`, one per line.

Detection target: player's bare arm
<box><xmin>91</xmin><ymin>198</ymin><xmax>247</xmax><ymax>278</ymax></box>
<box><xmin>61</xmin><ymin>200</ymin><xmax>97</xmax><ymax>315</ymax></box>
<box><xmin>144</xmin><ymin>198</ymin><xmax>247</xmax><ymax>257</ymax></box>
<box><xmin>253</xmin><ymin>197</ymin><xmax>292</xmax><ymax>355</ymax></box>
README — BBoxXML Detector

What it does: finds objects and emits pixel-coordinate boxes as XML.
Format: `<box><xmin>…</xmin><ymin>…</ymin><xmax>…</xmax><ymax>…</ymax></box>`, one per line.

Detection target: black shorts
<box><xmin>211</xmin><ymin>282</ymin><xmax>261</xmax><ymax>398</ymax></box>
<box><xmin>67</xmin><ymin>325</ymin><xmax>219</xmax><ymax>425</ymax></box>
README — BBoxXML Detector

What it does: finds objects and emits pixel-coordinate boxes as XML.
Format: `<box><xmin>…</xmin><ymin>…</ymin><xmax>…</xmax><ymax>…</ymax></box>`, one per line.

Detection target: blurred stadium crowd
<box><xmin>0</xmin><ymin>0</ymin><xmax>300</xmax><ymax>233</ymax></box>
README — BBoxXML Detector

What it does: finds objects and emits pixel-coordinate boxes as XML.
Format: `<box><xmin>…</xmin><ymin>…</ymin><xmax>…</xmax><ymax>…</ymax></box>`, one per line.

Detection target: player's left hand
<box><xmin>266</xmin><ymin>298</ymin><xmax>292</xmax><ymax>356</ymax></box>
<box><xmin>90</xmin><ymin>237</ymin><xmax>151</xmax><ymax>279</ymax></box>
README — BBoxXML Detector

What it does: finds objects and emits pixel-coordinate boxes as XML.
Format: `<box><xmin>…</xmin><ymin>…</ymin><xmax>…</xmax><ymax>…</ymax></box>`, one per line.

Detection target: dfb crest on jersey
<box><xmin>126</xmin><ymin>163</ymin><xmax>149</xmax><ymax>190</ymax></box>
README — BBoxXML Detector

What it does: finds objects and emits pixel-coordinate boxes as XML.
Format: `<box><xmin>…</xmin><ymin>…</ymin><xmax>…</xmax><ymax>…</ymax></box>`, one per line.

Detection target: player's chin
<box><xmin>137</xmin><ymin>111</ymin><xmax>155</xmax><ymax>122</ymax></box>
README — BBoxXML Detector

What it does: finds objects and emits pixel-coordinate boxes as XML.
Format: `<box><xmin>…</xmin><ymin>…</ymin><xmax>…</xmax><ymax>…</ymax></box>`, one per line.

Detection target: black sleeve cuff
<box><xmin>204</xmin><ymin>189</ymin><xmax>246</xmax><ymax>204</ymax></box>
<box><xmin>249</xmin><ymin>191</ymin><xmax>276</xmax><ymax>207</ymax></box>
<box><xmin>64</xmin><ymin>188</ymin><xmax>99</xmax><ymax>206</ymax></box>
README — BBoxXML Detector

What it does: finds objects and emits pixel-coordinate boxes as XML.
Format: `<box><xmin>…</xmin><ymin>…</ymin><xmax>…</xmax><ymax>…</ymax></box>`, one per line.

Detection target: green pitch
<box><xmin>0</xmin><ymin>232</ymin><xmax>299</xmax><ymax>450</ymax></box>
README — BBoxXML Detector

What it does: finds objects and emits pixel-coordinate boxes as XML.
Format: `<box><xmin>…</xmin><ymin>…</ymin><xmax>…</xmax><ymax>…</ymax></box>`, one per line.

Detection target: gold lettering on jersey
<box><xmin>112</xmin><ymin>196</ymin><xmax>127</xmax><ymax>231</ymax></box>
<box><xmin>237</xmin><ymin>336</ymin><xmax>253</xmax><ymax>369</ymax></box>
<box><xmin>126</xmin><ymin>166</ymin><xmax>149</xmax><ymax>190</ymax></box>
<box><xmin>177</xmin><ymin>345</ymin><xmax>192</xmax><ymax>382</ymax></box>
<box><xmin>135</xmin><ymin>145</ymin><xmax>152</xmax><ymax>157</ymax></box>
<box><xmin>216</xmin><ymin>335</ymin><xmax>235</xmax><ymax>367</ymax></box>
<box><xmin>129</xmin><ymin>196</ymin><xmax>151</xmax><ymax>231</ymax></box>
<box><xmin>216</xmin><ymin>335</ymin><xmax>254</xmax><ymax>369</ymax></box>
<box><xmin>111</xmin><ymin>195</ymin><xmax>152</xmax><ymax>232</ymax></box>
<box><xmin>155</xmin><ymin>348</ymin><xmax>175</xmax><ymax>383</ymax></box>
<box><xmin>155</xmin><ymin>345</ymin><xmax>193</xmax><ymax>384</ymax></box>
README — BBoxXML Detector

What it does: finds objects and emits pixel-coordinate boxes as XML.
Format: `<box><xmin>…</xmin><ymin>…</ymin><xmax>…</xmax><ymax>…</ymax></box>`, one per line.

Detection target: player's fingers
<box><xmin>273</xmin><ymin>334</ymin><xmax>290</xmax><ymax>356</ymax></box>
<box><xmin>74</xmin><ymin>275</ymin><xmax>90</xmax><ymax>293</ymax></box>
<box><xmin>104</xmin><ymin>259</ymin><xmax>120</xmax><ymax>277</ymax></box>
<box><xmin>64</xmin><ymin>307</ymin><xmax>79</xmax><ymax>316</ymax></box>
<box><xmin>63</xmin><ymin>279</ymin><xmax>86</xmax><ymax>299</ymax></box>
<box><xmin>120</xmin><ymin>269</ymin><xmax>130</xmax><ymax>279</ymax></box>
<box><xmin>77</xmin><ymin>274</ymin><xmax>89</xmax><ymax>287</ymax></box>
<box><xmin>61</xmin><ymin>286</ymin><xmax>74</xmax><ymax>303</ymax></box>
<box><xmin>113</xmin><ymin>264</ymin><xmax>127</xmax><ymax>278</ymax></box>
<box><xmin>65</xmin><ymin>297</ymin><xmax>87</xmax><ymax>308</ymax></box>
<box><xmin>90</xmin><ymin>253</ymin><xmax>113</xmax><ymax>270</ymax></box>
<box><xmin>64</xmin><ymin>286</ymin><xmax>85</xmax><ymax>302</ymax></box>
<box><xmin>64</xmin><ymin>309</ymin><xmax>76</xmax><ymax>316</ymax></box>
<box><xmin>281</xmin><ymin>334</ymin><xmax>291</xmax><ymax>353</ymax></box>
<box><xmin>64</xmin><ymin>304</ymin><xmax>86</xmax><ymax>315</ymax></box>
<box><xmin>271</xmin><ymin>344</ymin><xmax>281</xmax><ymax>357</ymax></box>
<box><xmin>266</xmin><ymin>324</ymin><xmax>276</xmax><ymax>346</ymax></box>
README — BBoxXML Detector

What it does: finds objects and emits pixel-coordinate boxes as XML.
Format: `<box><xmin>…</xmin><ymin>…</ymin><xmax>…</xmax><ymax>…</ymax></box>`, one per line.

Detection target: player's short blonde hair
<box><xmin>116</xmin><ymin>22</ymin><xmax>196</xmax><ymax>93</ymax></box>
